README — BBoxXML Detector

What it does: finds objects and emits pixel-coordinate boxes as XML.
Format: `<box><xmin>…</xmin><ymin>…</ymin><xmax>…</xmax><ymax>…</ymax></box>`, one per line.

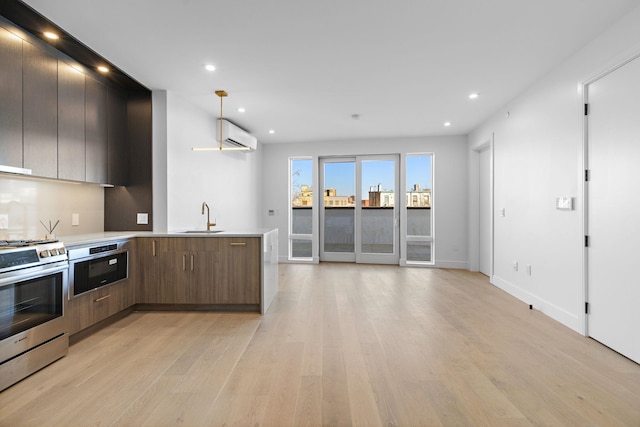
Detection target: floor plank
<box><xmin>1</xmin><ymin>263</ymin><xmax>639</xmax><ymax>426</ymax></box>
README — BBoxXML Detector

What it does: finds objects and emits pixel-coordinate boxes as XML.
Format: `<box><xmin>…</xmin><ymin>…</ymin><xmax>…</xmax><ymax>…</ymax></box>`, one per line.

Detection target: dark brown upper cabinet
<box><xmin>0</xmin><ymin>25</ymin><xmax>23</xmax><ymax>169</ymax></box>
<box><xmin>85</xmin><ymin>77</ymin><xmax>108</xmax><ymax>184</ymax></box>
<box><xmin>23</xmin><ymin>40</ymin><xmax>58</xmax><ymax>178</ymax></box>
<box><xmin>57</xmin><ymin>60</ymin><xmax>86</xmax><ymax>182</ymax></box>
<box><xmin>107</xmin><ymin>87</ymin><xmax>129</xmax><ymax>186</ymax></box>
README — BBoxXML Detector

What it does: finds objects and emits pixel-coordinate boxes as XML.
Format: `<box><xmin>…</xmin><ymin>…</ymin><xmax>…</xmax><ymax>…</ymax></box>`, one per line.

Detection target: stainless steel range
<box><xmin>0</xmin><ymin>239</ymin><xmax>69</xmax><ymax>391</ymax></box>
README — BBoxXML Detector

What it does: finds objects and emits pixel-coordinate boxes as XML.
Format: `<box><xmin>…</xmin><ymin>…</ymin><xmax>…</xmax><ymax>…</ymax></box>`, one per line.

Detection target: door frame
<box><xmin>469</xmin><ymin>136</ymin><xmax>494</xmax><ymax>276</ymax></box>
<box><xmin>582</xmin><ymin>51</ymin><xmax>640</xmax><ymax>337</ymax></box>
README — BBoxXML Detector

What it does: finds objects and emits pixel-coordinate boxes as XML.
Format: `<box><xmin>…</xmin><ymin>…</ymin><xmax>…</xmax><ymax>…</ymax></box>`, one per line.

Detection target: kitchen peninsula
<box><xmin>62</xmin><ymin>229</ymin><xmax>278</xmax><ymax>339</ymax></box>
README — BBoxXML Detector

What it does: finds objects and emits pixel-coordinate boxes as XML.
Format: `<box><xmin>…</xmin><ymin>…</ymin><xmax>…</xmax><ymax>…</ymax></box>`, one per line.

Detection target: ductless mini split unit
<box><xmin>216</xmin><ymin>119</ymin><xmax>257</xmax><ymax>151</ymax></box>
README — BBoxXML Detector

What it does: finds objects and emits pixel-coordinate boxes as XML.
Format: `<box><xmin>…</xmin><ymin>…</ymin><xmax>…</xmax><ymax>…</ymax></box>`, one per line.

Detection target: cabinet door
<box><xmin>136</xmin><ymin>238</ymin><xmax>161</xmax><ymax>303</ymax></box>
<box><xmin>0</xmin><ymin>26</ymin><xmax>23</xmax><ymax>168</ymax></box>
<box><xmin>107</xmin><ymin>87</ymin><xmax>129</xmax><ymax>185</ymax></box>
<box><xmin>158</xmin><ymin>248</ymin><xmax>191</xmax><ymax>304</ymax></box>
<box><xmin>23</xmin><ymin>41</ymin><xmax>58</xmax><ymax>178</ymax></box>
<box><xmin>137</xmin><ymin>238</ymin><xmax>190</xmax><ymax>304</ymax></box>
<box><xmin>68</xmin><ymin>280</ymin><xmax>134</xmax><ymax>335</ymax></box>
<box><xmin>216</xmin><ymin>238</ymin><xmax>261</xmax><ymax>304</ymax></box>
<box><xmin>189</xmin><ymin>238</ymin><xmax>220</xmax><ymax>303</ymax></box>
<box><xmin>58</xmin><ymin>60</ymin><xmax>85</xmax><ymax>181</ymax></box>
<box><xmin>85</xmin><ymin>77</ymin><xmax>108</xmax><ymax>183</ymax></box>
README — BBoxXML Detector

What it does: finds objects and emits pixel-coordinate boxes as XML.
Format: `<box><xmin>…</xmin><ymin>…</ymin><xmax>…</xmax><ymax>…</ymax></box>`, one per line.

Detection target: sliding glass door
<box><xmin>320</xmin><ymin>155</ymin><xmax>399</xmax><ymax>264</ymax></box>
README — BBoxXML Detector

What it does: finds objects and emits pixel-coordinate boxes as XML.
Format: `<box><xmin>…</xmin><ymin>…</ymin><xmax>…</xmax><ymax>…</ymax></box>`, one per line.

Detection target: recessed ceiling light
<box><xmin>97</xmin><ymin>65</ymin><xmax>109</xmax><ymax>73</ymax></box>
<box><xmin>469</xmin><ymin>93</ymin><xmax>479</xmax><ymax>100</ymax></box>
<box><xmin>269</xmin><ymin>129</ymin><xmax>275</xmax><ymax>134</ymax></box>
<box><xmin>205</xmin><ymin>64</ymin><xmax>216</xmax><ymax>71</ymax></box>
<box><xmin>444</xmin><ymin>122</ymin><xmax>452</xmax><ymax>127</ymax></box>
<box><xmin>43</xmin><ymin>31</ymin><xmax>59</xmax><ymax>40</ymax></box>
<box><xmin>237</xmin><ymin>107</ymin><xmax>246</xmax><ymax>113</ymax></box>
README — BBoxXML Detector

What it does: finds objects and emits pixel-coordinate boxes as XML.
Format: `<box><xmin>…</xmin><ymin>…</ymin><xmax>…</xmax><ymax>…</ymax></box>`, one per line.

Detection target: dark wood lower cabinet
<box><xmin>137</xmin><ymin>237</ymin><xmax>261</xmax><ymax>306</ymax></box>
<box><xmin>214</xmin><ymin>238</ymin><xmax>261</xmax><ymax>305</ymax></box>
<box><xmin>69</xmin><ymin>237</ymin><xmax>263</xmax><ymax>337</ymax></box>
<box><xmin>67</xmin><ymin>279</ymin><xmax>135</xmax><ymax>335</ymax></box>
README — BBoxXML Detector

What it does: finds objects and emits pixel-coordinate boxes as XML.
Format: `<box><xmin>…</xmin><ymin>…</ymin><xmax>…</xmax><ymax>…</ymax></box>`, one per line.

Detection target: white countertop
<box><xmin>59</xmin><ymin>229</ymin><xmax>277</xmax><ymax>247</ymax></box>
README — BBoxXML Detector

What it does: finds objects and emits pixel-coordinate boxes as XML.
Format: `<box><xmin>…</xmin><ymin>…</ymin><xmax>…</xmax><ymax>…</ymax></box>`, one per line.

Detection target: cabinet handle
<box><xmin>94</xmin><ymin>294</ymin><xmax>111</xmax><ymax>303</ymax></box>
<box><xmin>191</xmin><ymin>254</ymin><xmax>194</xmax><ymax>271</ymax></box>
<box><xmin>182</xmin><ymin>254</ymin><xmax>186</xmax><ymax>271</ymax></box>
<box><xmin>230</xmin><ymin>242</ymin><xmax>246</xmax><ymax>246</ymax></box>
<box><xmin>152</xmin><ymin>240</ymin><xmax>156</xmax><ymax>257</ymax></box>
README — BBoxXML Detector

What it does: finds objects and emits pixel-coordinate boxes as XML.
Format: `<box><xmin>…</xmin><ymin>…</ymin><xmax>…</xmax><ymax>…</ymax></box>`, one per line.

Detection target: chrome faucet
<box><xmin>201</xmin><ymin>202</ymin><xmax>216</xmax><ymax>231</ymax></box>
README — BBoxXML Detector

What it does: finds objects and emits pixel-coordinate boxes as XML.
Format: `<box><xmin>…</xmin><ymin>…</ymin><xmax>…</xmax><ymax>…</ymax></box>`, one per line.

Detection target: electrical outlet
<box><xmin>0</xmin><ymin>214</ymin><xmax>8</xmax><ymax>230</ymax></box>
<box><xmin>72</xmin><ymin>213</ymin><xmax>80</xmax><ymax>226</ymax></box>
<box><xmin>513</xmin><ymin>261</ymin><xmax>518</xmax><ymax>272</ymax></box>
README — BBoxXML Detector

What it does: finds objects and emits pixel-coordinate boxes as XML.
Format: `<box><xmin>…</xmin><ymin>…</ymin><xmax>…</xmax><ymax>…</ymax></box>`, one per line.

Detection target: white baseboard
<box><xmin>434</xmin><ymin>260</ymin><xmax>469</xmax><ymax>269</ymax></box>
<box><xmin>278</xmin><ymin>256</ymin><xmax>319</xmax><ymax>264</ymax></box>
<box><xmin>491</xmin><ymin>275</ymin><xmax>582</xmax><ymax>334</ymax></box>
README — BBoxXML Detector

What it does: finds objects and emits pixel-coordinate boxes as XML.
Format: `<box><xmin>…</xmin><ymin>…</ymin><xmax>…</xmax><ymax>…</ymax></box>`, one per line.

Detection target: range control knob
<box><xmin>40</xmin><ymin>250</ymin><xmax>51</xmax><ymax>258</ymax></box>
<box><xmin>57</xmin><ymin>248</ymin><xmax>66</xmax><ymax>255</ymax></box>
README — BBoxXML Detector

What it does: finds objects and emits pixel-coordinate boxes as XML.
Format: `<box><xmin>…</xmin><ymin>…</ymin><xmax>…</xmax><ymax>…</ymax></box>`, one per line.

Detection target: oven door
<box><xmin>0</xmin><ymin>262</ymin><xmax>68</xmax><ymax>363</ymax></box>
<box><xmin>70</xmin><ymin>251</ymin><xmax>128</xmax><ymax>297</ymax></box>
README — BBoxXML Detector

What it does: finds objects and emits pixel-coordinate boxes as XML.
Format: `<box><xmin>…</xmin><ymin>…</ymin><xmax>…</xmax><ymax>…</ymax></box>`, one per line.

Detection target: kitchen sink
<box><xmin>180</xmin><ymin>230</ymin><xmax>225</xmax><ymax>234</ymax></box>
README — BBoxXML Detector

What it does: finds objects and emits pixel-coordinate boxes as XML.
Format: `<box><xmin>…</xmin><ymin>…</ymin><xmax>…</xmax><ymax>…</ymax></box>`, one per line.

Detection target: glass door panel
<box><xmin>320</xmin><ymin>159</ymin><xmax>356</xmax><ymax>262</ymax></box>
<box><xmin>357</xmin><ymin>156</ymin><xmax>399</xmax><ymax>264</ymax></box>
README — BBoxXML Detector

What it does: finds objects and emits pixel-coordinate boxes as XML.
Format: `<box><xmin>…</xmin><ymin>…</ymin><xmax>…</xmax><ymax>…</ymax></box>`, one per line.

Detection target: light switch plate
<box><xmin>72</xmin><ymin>213</ymin><xmax>80</xmax><ymax>226</ymax></box>
<box><xmin>556</xmin><ymin>197</ymin><xmax>573</xmax><ymax>210</ymax></box>
<box><xmin>137</xmin><ymin>213</ymin><xmax>149</xmax><ymax>225</ymax></box>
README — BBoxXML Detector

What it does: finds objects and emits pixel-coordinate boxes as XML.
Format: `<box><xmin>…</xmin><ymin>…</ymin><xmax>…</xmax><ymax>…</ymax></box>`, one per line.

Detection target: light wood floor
<box><xmin>1</xmin><ymin>263</ymin><xmax>639</xmax><ymax>426</ymax></box>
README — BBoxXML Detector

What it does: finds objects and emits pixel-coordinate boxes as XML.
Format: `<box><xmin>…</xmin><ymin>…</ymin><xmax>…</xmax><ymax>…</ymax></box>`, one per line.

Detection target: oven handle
<box><xmin>0</xmin><ymin>261</ymin><xmax>69</xmax><ymax>287</ymax></box>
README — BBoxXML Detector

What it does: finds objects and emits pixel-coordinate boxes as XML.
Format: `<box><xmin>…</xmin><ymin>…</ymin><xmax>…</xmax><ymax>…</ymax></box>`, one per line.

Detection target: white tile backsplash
<box><xmin>0</xmin><ymin>175</ymin><xmax>104</xmax><ymax>240</ymax></box>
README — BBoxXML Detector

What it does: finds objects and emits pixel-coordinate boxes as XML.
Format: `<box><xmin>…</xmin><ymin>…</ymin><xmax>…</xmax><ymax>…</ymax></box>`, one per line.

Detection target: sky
<box><xmin>291</xmin><ymin>155</ymin><xmax>432</xmax><ymax>198</ymax></box>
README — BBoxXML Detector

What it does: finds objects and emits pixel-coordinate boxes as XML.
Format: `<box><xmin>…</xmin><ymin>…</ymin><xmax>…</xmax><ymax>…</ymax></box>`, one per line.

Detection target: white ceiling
<box><xmin>23</xmin><ymin>0</ymin><xmax>640</xmax><ymax>144</ymax></box>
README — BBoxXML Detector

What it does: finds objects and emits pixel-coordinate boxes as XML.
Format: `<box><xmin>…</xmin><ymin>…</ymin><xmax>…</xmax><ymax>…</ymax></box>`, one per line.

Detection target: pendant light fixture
<box><xmin>192</xmin><ymin>90</ymin><xmax>251</xmax><ymax>151</ymax></box>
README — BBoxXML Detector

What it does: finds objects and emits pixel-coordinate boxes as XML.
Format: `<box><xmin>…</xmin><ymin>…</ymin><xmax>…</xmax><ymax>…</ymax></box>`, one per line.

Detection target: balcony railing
<box><xmin>291</xmin><ymin>207</ymin><xmax>432</xmax><ymax>261</ymax></box>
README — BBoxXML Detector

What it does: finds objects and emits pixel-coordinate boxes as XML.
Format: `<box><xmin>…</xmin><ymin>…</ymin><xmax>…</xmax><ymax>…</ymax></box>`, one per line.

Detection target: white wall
<box><xmin>262</xmin><ymin>136</ymin><xmax>468</xmax><ymax>266</ymax></box>
<box><xmin>0</xmin><ymin>176</ymin><xmax>104</xmax><ymax>239</ymax></box>
<box><xmin>467</xmin><ymin>5</ymin><xmax>640</xmax><ymax>333</ymax></box>
<box><xmin>153</xmin><ymin>91</ymin><xmax>262</xmax><ymax>232</ymax></box>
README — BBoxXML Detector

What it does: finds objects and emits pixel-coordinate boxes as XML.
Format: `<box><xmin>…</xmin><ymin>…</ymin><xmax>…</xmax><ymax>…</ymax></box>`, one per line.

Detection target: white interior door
<box><xmin>587</xmin><ymin>56</ymin><xmax>640</xmax><ymax>363</ymax></box>
<box><xmin>479</xmin><ymin>147</ymin><xmax>491</xmax><ymax>277</ymax></box>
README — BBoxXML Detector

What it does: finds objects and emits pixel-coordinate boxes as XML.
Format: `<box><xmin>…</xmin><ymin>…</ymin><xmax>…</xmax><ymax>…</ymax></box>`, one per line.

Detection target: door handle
<box><xmin>182</xmin><ymin>254</ymin><xmax>186</xmax><ymax>271</ymax></box>
<box><xmin>191</xmin><ymin>254</ymin><xmax>194</xmax><ymax>271</ymax></box>
<box><xmin>230</xmin><ymin>242</ymin><xmax>246</xmax><ymax>246</ymax></box>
